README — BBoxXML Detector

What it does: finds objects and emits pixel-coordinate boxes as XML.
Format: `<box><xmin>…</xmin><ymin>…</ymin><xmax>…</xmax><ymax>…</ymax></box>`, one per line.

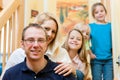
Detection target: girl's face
<box><xmin>79</xmin><ymin>26</ymin><xmax>90</xmax><ymax>40</ymax></box>
<box><xmin>68</xmin><ymin>30</ymin><xmax>83</xmax><ymax>51</ymax></box>
<box><xmin>94</xmin><ymin>5</ymin><xmax>106</xmax><ymax>23</ymax></box>
<box><xmin>41</xmin><ymin>19</ymin><xmax>57</xmax><ymax>45</ymax></box>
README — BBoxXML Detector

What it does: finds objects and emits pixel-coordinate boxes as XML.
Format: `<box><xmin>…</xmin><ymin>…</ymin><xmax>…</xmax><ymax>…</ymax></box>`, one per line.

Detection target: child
<box><xmin>74</xmin><ymin>23</ymin><xmax>93</xmax><ymax>80</ymax></box>
<box><xmin>74</xmin><ymin>23</ymin><xmax>92</xmax><ymax>59</ymax></box>
<box><xmin>89</xmin><ymin>2</ymin><xmax>113</xmax><ymax>80</ymax></box>
<box><xmin>55</xmin><ymin>28</ymin><xmax>89</xmax><ymax>80</ymax></box>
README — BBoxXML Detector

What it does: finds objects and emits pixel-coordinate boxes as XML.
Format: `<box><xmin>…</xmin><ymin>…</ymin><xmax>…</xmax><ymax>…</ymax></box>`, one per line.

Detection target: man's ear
<box><xmin>21</xmin><ymin>40</ymin><xmax>24</xmax><ymax>49</ymax></box>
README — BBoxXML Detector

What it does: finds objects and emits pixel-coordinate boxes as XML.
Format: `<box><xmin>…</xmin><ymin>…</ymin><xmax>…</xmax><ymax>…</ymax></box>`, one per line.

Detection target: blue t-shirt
<box><xmin>89</xmin><ymin>22</ymin><xmax>112</xmax><ymax>60</ymax></box>
<box><xmin>2</xmin><ymin>55</ymin><xmax>76</xmax><ymax>80</ymax></box>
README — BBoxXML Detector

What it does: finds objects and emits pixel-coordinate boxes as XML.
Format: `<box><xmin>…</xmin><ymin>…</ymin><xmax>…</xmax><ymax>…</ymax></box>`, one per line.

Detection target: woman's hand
<box><xmin>54</xmin><ymin>62</ymin><xmax>76</xmax><ymax>76</ymax></box>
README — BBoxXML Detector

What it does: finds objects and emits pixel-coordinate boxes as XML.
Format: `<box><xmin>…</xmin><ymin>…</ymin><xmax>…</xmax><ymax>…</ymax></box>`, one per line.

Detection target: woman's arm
<box><xmin>54</xmin><ymin>63</ymin><xmax>76</xmax><ymax>76</ymax></box>
<box><xmin>54</xmin><ymin>63</ymin><xmax>84</xmax><ymax>80</ymax></box>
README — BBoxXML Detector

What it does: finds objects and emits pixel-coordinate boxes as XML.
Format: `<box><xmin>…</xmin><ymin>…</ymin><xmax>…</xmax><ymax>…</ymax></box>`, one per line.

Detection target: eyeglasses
<box><xmin>24</xmin><ymin>38</ymin><xmax>46</xmax><ymax>45</ymax></box>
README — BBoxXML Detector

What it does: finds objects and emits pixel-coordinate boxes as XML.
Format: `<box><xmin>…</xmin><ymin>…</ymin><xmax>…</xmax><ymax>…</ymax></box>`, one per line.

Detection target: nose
<box><xmin>32</xmin><ymin>41</ymin><xmax>40</xmax><ymax>46</ymax></box>
<box><xmin>34</xmin><ymin>40</ymin><xmax>38</xmax><ymax>44</ymax></box>
<box><xmin>47</xmin><ymin>31</ymin><xmax>52</xmax><ymax>38</ymax></box>
<box><xmin>73</xmin><ymin>38</ymin><xmax>77</xmax><ymax>42</ymax></box>
<box><xmin>48</xmin><ymin>30</ymin><xmax>52</xmax><ymax>35</ymax></box>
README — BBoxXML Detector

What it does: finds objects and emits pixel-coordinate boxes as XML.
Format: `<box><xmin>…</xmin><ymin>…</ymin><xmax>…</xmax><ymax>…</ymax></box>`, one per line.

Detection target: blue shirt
<box><xmin>2</xmin><ymin>55</ymin><xmax>76</xmax><ymax>80</ymax></box>
<box><xmin>89</xmin><ymin>23</ymin><xmax>112</xmax><ymax>60</ymax></box>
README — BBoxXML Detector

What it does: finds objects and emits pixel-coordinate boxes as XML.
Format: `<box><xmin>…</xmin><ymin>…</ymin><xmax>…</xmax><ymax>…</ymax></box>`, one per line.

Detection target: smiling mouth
<box><xmin>31</xmin><ymin>50</ymin><xmax>41</xmax><ymax>53</ymax></box>
<box><xmin>71</xmin><ymin>43</ymin><xmax>78</xmax><ymax>45</ymax></box>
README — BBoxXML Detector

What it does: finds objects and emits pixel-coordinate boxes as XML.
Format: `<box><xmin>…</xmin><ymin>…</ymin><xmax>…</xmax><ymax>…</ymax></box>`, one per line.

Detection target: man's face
<box><xmin>21</xmin><ymin>27</ymin><xmax>47</xmax><ymax>61</ymax></box>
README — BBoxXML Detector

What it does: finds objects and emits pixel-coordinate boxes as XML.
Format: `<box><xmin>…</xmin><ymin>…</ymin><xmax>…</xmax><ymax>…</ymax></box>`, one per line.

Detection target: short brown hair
<box><xmin>22</xmin><ymin>23</ymin><xmax>47</xmax><ymax>40</ymax></box>
<box><xmin>91</xmin><ymin>2</ymin><xmax>107</xmax><ymax>18</ymax></box>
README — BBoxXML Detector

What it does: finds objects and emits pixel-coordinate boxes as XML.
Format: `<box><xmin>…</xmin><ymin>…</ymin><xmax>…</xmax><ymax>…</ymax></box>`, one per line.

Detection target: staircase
<box><xmin>0</xmin><ymin>7</ymin><xmax>2</xmax><ymax>11</ymax></box>
<box><xmin>0</xmin><ymin>0</ymin><xmax>24</xmax><ymax>73</ymax></box>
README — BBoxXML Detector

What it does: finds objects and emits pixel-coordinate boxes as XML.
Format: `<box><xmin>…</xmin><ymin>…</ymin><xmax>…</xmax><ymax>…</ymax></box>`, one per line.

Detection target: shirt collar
<box><xmin>21</xmin><ymin>55</ymin><xmax>58</xmax><ymax>73</ymax></box>
<box><xmin>72</xmin><ymin>54</ymin><xmax>80</xmax><ymax>64</ymax></box>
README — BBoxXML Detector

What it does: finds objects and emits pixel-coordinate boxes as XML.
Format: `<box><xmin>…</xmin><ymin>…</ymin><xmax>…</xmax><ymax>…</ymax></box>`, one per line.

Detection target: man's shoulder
<box><xmin>2</xmin><ymin>62</ymin><xmax>24</xmax><ymax>80</ymax></box>
<box><xmin>45</xmin><ymin>55</ymin><xmax>58</xmax><ymax>68</ymax></box>
<box><xmin>5</xmin><ymin>62</ymin><xmax>24</xmax><ymax>74</ymax></box>
<box><xmin>45</xmin><ymin>56</ymin><xmax>76</xmax><ymax>80</ymax></box>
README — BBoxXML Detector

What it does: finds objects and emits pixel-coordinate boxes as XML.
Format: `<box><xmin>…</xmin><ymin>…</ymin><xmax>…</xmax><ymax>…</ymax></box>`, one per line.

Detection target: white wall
<box><xmin>111</xmin><ymin>0</ymin><xmax>120</xmax><ymax>79</ymax></box>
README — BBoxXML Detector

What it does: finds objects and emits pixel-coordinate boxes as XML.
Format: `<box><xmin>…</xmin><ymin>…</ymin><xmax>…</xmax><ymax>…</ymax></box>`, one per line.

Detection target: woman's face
<box><xmin>41</xmin><ymin>19</ymin><xmax>57</xmax><ymax>45</ymax></box>
<box><xmin>68</xmin><ymin>30</ymin><xmax>83</xmax><ymax>51</ymax></box>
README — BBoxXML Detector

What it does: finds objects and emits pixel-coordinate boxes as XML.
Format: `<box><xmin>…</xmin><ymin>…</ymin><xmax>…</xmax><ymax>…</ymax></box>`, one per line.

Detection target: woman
<box><xmin>1</xmin><ymin>12</ymin><xmax>71</xmax><ymax>79</ymax></box>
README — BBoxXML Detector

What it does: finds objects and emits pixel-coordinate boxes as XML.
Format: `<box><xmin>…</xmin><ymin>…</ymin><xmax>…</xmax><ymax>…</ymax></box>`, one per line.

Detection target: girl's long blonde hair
<box><xmin>63</xmin><ymin>28</ymin><xmax>89</xmax><ymax>79</ymax></box>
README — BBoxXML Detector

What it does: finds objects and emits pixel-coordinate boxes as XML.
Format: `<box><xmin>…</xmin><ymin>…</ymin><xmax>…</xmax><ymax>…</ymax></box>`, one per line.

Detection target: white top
<box><xmin>72</xmin><ymin>54</ymin><xmax>86</xmax><ymax>75</ymax></box>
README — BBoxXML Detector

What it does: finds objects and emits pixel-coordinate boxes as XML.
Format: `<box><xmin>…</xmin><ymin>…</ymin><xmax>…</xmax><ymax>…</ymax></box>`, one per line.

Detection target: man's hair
<box><xmin>22</xmin><ymin>23</ymin><xmax>47</xmax><ymax>40</ymax></box>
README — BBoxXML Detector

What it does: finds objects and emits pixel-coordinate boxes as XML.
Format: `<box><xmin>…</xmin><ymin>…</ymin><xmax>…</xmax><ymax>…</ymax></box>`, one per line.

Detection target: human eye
<box><xmin>27</xmin><ymin>39</ymin><xmax>34</xmax><ymax>43</ymax></box>
<box><xmin>69</xmin><ymin>36</ymin><xmax>74</xmax><ymax>39</ymax></box>
<box><xmin>44</xmin><ymin>27</ymin><xmax>50</xmax><ymax>31</ymax></box>
<box><xmin>77</xmin><ymin>36</ymin><xmax>82</xmax><ymax>41</ymax></box>
<box><xmin>94</xmin><ymin>11</ymin><xmax>98</xmax><ymax>14</ymax></box>
<box><xmin>86</xmin><ymin>32</ymin><xmax>89</xmax><ymax>36</ymax></box>
<box><xmin>101</xmin><ymin>10</ymin><xmax>104</xmax><ymax>13</ymax></box>
<box><xmin>38</xmin><ymin>39</ymin><xmax>46</xmax><ymax>43</ymax></box>
<box><xmin>52</xmin><ymin>30</ymin><xmax>56</xmax><ymax>34</ymax></box>
<box><xmin>24</xmin><ymin>38</ymin><xmax>34</xmax><ymax>44</ymax></box>
<box><xmin>77</xmin><ymin>38</ymin><xmax>81</xmax><ymax>41</ymax></box>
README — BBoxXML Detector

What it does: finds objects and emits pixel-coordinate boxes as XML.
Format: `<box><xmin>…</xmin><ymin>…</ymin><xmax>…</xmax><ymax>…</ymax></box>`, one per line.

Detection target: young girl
<box><xmin>89</xmin><ymin>2</ymin><xmax>113</xmax><ymax>80</ymax></box>
<box><xmin>55</xmin><ymin>28</ymin><xmax>89</xmax><ymax>80</ymax></box>
<box><xmin>74</xmin><ymin>23</ymin><xmax>93</xmax><ymax>60</ymax></box>
<box><xmin>74</xmin><ymin>23</ymin><xmax>93</xmax><ymax>80</ymax></box>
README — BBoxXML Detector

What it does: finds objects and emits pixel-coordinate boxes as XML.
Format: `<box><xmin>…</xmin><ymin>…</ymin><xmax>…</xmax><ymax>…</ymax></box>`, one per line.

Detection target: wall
<box><xmin>24</xmin><ymin>0</ymin><xmax>44</xmax><ymax>26</ymax></box>
<box><xmin>111</xmin><ymin>0</ymin><xmax>120</xmax><ymax>80</ymax></box>
<box><xmin>0</xmin><ymin>0</ymin><xmax>2</xmax><ymax>10</ymax></box>
<box><xmin>24</xmin><ymin>0</ymin><xmax>56</xmax><ymax>27</ymax></box>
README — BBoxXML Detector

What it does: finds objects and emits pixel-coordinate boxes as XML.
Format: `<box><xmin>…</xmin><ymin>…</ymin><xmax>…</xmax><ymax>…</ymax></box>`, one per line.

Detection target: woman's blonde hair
<box><xmin>34</xmin><ymin>12</ymin><xmax>61</xmax><ymax>53</ymax></box>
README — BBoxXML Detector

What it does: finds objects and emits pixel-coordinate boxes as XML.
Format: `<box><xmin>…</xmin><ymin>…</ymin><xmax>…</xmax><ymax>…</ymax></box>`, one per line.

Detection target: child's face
<box><xmin>68</xmin><ymin>30</ymin><xmax>83</xmax><ymax>51</ymax></box>
<box><xmin>80</xmin><ymin>26</ymin><xmax>90</xmax><ymax>40</ymax></box>
<box><xmin>93</xmin><ymin>5</ymin><xmax>106</xmax><ymax>22</ymax></box>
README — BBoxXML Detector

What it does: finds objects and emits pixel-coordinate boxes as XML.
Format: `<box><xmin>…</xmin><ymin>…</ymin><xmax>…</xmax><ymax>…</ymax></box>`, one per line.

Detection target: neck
<box><xmin>26</xmin><ymin>57</ymin><xmax>47</xmax><ymax>74</ymax></box>
<box><xmin>96</xmin><ymin>20</ymin><xmax>107</xmax><ymax>24</ymax></box>
<box><xmin>68</xmin><ymin>50</ymin><xmax>78</xmax><ymax>59</ymax></box>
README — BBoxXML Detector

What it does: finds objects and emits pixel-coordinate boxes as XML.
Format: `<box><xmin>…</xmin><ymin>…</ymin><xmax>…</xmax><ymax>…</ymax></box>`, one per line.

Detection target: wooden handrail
<box><xmin>0</xmin><ymin>7</ymin><xmax>2</xmax><ymax>11</ymax></box>
<box><xmin>0</xmin><ymin>0</ymin><xmax>24</xmax><ymax>70</ymax></box>
<box><xmin>0</xmin><ymin>0</ymin><xmax>20</xmax><ymax>30</ymax></box>
<box><xmin>0</xmin><ymin>0</ymin><xmax>2</xmax><ymax>11</ymax></box>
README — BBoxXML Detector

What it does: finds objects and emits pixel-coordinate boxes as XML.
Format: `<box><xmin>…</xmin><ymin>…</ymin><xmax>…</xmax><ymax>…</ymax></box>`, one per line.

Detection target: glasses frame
<box><xmin>23</xmin><ymin>38</ymin><xmax>46</xmax><ymax>45</ymax></box>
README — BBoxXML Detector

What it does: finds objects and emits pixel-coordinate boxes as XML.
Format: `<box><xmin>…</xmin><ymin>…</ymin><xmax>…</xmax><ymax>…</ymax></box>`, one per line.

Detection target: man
<box><xmin>2</xmin><ymin>23</ymin><xmax>76</xmax><ymax>80</ymax></box>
